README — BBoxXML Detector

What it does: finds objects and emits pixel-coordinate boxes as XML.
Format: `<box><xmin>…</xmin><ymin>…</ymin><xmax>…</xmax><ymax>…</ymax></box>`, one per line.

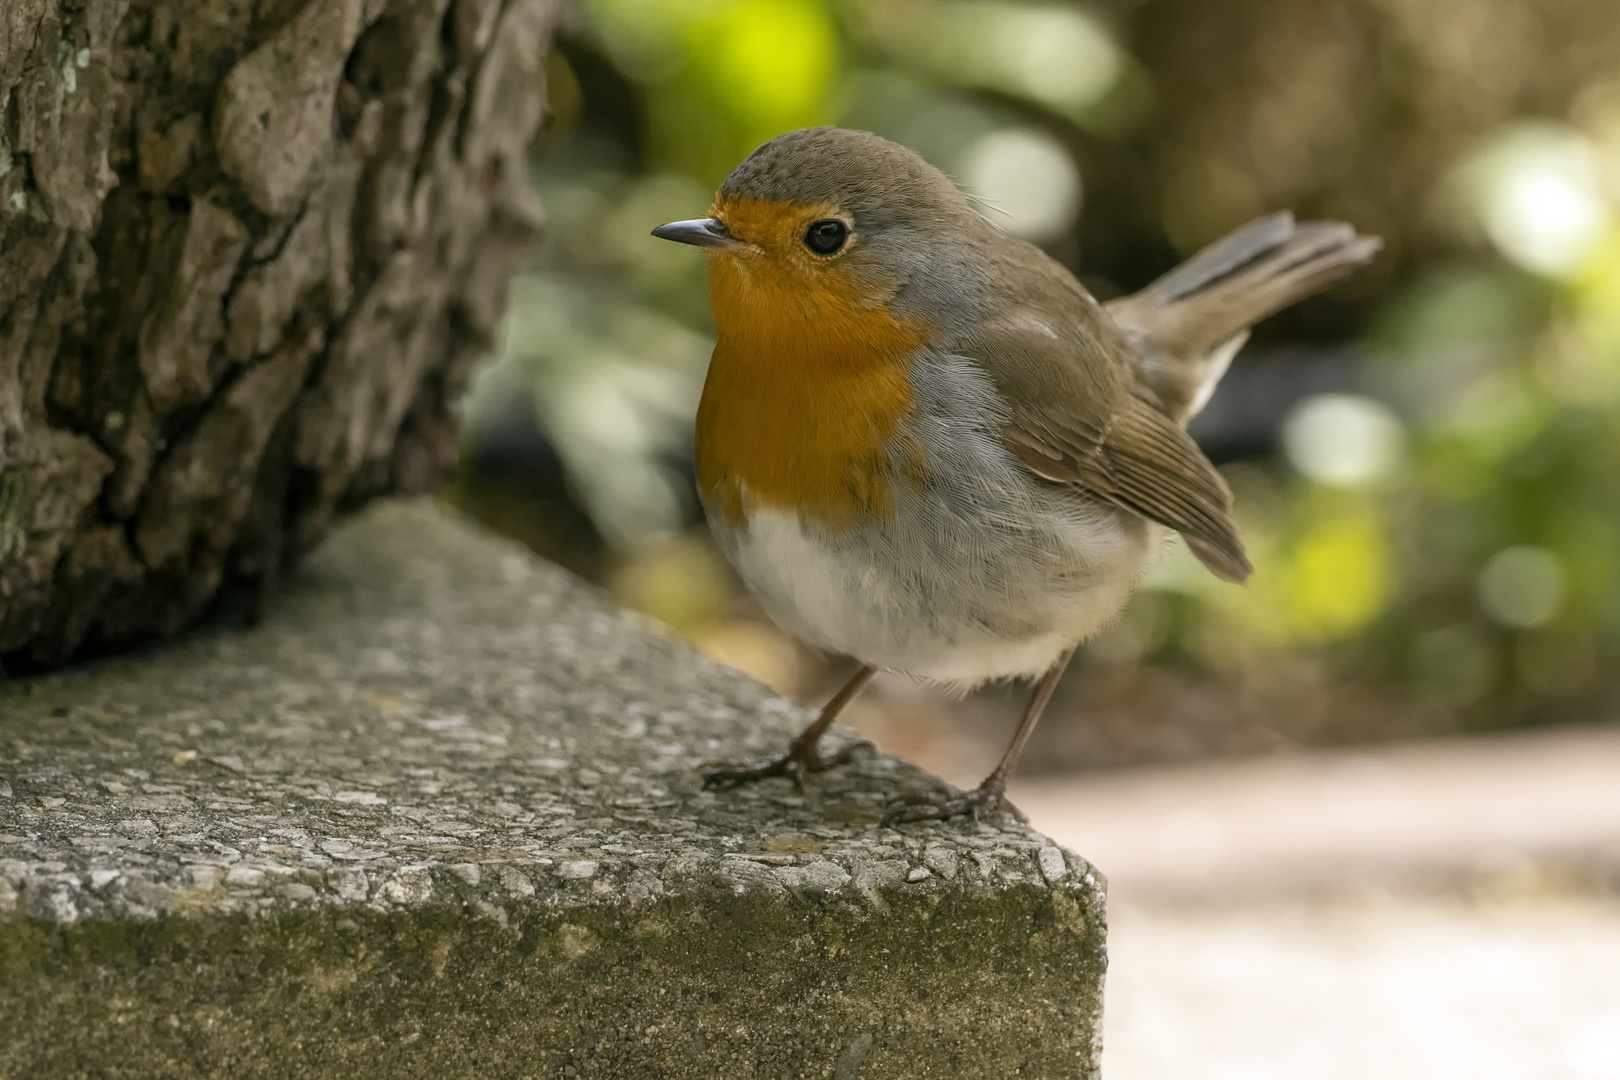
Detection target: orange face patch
<box><xmin>694</xmin><ymin>196</ymin><xmax>929</xmax><ymax>531</ymax></box>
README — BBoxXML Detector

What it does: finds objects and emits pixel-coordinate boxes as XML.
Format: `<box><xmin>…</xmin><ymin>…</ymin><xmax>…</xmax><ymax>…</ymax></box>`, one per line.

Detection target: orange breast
<box><xmin>695</xmin><ymin>237</ymin><xmax>929</xmax><ymax>532</ymax></box>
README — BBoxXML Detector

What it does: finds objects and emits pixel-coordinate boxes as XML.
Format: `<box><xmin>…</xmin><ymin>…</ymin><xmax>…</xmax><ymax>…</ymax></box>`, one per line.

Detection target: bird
<box><xmin>652</xmin><ymin>126</ymin><xmax>1380</xmax><ymax>823</ymax></box>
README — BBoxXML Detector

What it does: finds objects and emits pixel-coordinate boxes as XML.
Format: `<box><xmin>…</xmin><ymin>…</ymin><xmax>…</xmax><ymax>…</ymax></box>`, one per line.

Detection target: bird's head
<box><xmin>653</xmin><ymin>127</ymin><xmax>992</xmax><ymax>344</ymax></box>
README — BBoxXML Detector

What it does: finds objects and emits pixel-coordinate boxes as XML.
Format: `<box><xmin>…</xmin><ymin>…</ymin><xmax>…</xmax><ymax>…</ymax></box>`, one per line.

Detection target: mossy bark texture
<box><xmin>0</xmin><ymin>500</ymin><xmax>1108</xmax><ymax>1079</ymax></box>
<box><xmin>0</xmin><ymin>0</ymin><xmax>555</xmax><ymax>669</ymax></box>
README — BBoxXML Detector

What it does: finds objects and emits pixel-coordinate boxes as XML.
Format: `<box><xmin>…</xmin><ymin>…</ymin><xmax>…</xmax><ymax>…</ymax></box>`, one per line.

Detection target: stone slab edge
<box><xmin>0</xmin><ymin>499</ymin><xmax>1106</xmax><ymax>1079</ymax></box>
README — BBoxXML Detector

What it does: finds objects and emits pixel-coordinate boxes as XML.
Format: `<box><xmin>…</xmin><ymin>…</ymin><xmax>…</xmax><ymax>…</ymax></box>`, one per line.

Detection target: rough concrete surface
<box><xmin>0</xmin><ymin>499</ymin><xmax>1106</xmax><ymax>1079</ymax></box>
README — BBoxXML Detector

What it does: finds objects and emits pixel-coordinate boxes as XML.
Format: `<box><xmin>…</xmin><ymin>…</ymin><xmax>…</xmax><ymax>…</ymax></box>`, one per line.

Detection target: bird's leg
<box><xmin>884</xmin><ymin>646</ymin><xmax>1076</xmax><ymax>825</ymax></box>
<box><xmin>700</xmin><ymin>665</ymin><xmax>878</xmax><ymax>789</ymax></box>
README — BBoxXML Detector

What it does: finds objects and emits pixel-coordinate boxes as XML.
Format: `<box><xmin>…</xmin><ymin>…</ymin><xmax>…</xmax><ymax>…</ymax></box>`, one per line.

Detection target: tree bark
<box><xmin>0</xmin><ymin>0</ymin><xmax>556</xmax><ymax>669</ymax></box>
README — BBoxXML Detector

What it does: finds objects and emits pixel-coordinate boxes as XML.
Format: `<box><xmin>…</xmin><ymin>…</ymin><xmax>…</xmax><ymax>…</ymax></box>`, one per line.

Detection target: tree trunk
<box><xmin>0</xmin><ymin>0</ymin><xmax>556</xmax><ymax>669</ymax></box>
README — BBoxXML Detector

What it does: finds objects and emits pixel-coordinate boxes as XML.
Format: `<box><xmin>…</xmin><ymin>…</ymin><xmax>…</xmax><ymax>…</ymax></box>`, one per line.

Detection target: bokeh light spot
<box><xmin>962</xmin><ymin>127</ymin><xmax>1081</xmax><ymax>242</ymax></box>
<box><xmin>697</xmin><ymin>0</ymin><xmax>837</xmax><ymax>129</ymax></box>
<box><xmin>1478</xmin><ymin>546</ymin><xmax>1565</xmax><ymax>629</ymax></box>
<box><xmin>1286</xmin><ymin>514</ymin><xmax>1391</xmax><ymax>641</ymax></box>
<box><xmin>985</xmin><ymin>2</ymin><xmax>1120</xmax><ymax>113</ymax></box>
<box><xmin>1454</xmin><ymin>123</ymin><xmax>1611</xmax><ymax>277</ymax></box>
<box><xmin>1281</xmin><ymin>394</ymin><xmax>1405</xmax><ymax>487</ymax></box>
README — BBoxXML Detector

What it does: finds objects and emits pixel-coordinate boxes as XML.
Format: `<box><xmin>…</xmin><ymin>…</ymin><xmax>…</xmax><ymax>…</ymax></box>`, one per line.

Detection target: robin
<box><xmin>653</xmin><ymin>127</ymin><xmax>1379</xmax><ymax>822</ymax></box>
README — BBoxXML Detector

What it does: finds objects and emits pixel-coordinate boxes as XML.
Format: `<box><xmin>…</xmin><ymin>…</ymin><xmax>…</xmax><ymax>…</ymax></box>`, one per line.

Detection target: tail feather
<box><xmin>1147</xmin><ymin>211</ymin><xmax>1297</xmax><ymax>305</ymax></box>
<box><xmin>1107</xmin><ymin>213</ymin><xmax>1381</xmax><ymax>423</ymax></box>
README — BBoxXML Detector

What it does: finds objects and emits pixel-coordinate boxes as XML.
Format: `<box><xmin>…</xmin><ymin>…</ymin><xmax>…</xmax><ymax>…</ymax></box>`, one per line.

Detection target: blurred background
<box><xmin>451</xmin><ymin>0</ymin><xmax>1620</xmax><ymax>776</ymax></box>
<box><xmin>443</xmin><ymin>2</ymin><xmax>1620</xmax><ymax>1074</ymax></box>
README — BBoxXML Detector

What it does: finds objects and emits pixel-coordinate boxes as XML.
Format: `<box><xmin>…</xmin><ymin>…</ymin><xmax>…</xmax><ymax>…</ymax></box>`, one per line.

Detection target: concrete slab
<box><xmin>0</xmin><ymin>500</ymin><xmax>1105</xmax><ymax>1079</ymax></box>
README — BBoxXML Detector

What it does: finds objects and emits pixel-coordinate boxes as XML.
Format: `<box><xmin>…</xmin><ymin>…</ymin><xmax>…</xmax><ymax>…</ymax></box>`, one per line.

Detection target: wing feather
<box><xmin>957</xmin><ymin>251</ymin><xmax>1252</xmax><ymax>582</ymax></box>
<box><xmin>957</xmin><ymin>215</ymin><xmax>1374</xmax><ymax>585</ymax></box>
<box><xmin>1007</xmin><ymin>394</ymin><xmax>1250</xmax><ymax>582</ymax></box>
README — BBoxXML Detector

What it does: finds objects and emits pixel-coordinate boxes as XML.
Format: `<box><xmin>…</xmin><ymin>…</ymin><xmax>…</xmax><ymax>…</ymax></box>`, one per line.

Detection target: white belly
<box><xmin>715</xmin><ymin>502</ymin><xmax>1152</xmax><ymax>689</ymax></box>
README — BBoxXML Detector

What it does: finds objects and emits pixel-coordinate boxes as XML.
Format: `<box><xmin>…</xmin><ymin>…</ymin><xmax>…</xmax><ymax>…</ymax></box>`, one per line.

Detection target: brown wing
<box><xmin>1002</xmin><ymin>390</ymin><xmax>1251</xmax><ymax>583</ymax></box>
<box><xmin>958</xmin><ymin>242</ymin><xmax>1252</xmax><ymax>583</ymax></box>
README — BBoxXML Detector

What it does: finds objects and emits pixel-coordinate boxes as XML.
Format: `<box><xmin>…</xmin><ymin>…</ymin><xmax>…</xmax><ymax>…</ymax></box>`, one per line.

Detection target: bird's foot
<box><xmin>700</xmin><ymin>737</ymin><xmax>874</xmax><ymax>790</ymax></box>
<box><xmin>882</xmin><ymin>777</ymin><xmax>1026</xmax><ymax>826</ymax></box>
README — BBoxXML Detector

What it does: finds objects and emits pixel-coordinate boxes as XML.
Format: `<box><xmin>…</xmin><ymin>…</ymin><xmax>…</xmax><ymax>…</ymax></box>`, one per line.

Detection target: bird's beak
<box><xmin>650</xmin><ymin>218</ymin><xmax>747</xmax><ymax>251</ymax></box>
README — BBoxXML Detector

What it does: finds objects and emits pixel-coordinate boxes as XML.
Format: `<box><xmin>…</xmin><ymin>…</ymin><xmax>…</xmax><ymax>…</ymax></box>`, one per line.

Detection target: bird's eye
<box><xmin>803</xmin><ymin>219</ymin><xmax>849</xmax><ymax>255</ymax></box>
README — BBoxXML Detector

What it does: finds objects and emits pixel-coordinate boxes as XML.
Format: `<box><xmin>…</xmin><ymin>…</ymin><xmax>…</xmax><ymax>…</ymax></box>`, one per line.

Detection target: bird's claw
<box><xmin>882</xmin><ymin>783</ymin><xmax>1026</xmax><ymax>826</ymax></box>
<box><xmin>700</xmin><ymin>738</ymin><xmax>874</xmax><ymax>790</ymax></box>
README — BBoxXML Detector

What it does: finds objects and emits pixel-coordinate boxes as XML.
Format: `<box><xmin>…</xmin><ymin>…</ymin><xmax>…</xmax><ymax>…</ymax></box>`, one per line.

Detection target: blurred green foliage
<box><xmin>457</xmin><ymin>0</ymin><xmax>1620</xmax><ymax>749</ymax></box>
